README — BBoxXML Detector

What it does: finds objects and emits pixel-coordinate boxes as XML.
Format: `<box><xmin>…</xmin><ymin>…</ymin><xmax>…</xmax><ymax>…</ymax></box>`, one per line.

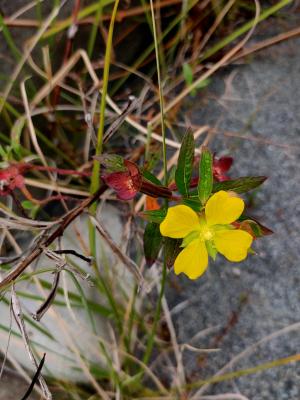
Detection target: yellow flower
<box><xmin>160</xmin><ymin>191</ymin><xmax>253</xmax><ymax>280</ymax></box>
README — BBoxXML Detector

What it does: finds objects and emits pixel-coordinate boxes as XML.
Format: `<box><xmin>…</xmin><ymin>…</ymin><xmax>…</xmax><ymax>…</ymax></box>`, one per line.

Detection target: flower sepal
<box><xmin>181</xmin><ymin>231</ymin><xmax>200</xmax><ymax>248</ymax></box>
<box><xmin>212</xmin><ymin>224</ymin><xmax>235</xmax><ymax>232</ymax></box>
<box><xmin>233</xmin><ymin>218</ymin><xmax>273</xmax><ymax>239</ymax></box>
<box><xmin>205</xmin><ymin>240</ymin><xmax>217</xmax><ymax>261</ymax></box>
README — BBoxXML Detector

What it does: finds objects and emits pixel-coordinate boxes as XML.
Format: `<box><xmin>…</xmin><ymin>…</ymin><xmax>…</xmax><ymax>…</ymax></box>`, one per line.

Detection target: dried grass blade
<box><xmin>20</xmin><ymin>353</ymin><xmax>46</xmax><ymax>400</ymax></box>
<box><xmin>11</xmin><ymin>285</ymin><xmax>52</xmax><ymax>399</ymax></box>
<box><xmin>0</xmin><ymin>186</ymin><xmax>105</xmax><ymax>290</ymax></box>
<box><xmin>89</xmin><ymin>214</ymin><xmax>145</xmax><ymax>289</ymax></box>
<box><xmin>0</xmin><ymin>218</ymin><xmax>50</xmax><ymax>231</ymax></box>
<box><xmin>32</xmin><ymin>271</ymin><xmax>60</xmax><ymax>322</ymax></box>
<box><xmin>103</xmin><ymin>96</ymin><xmax>141</xmax><ymax>143</ymax></box>
<box><xmin>0</xmin><ymin>0</ymin><xmax>68</xmax><ymax>114</ymax></box>
<box><xmin>0</xmin><ymin>205</ymin><xmax>58</xmax><ymax>227</ymax></box>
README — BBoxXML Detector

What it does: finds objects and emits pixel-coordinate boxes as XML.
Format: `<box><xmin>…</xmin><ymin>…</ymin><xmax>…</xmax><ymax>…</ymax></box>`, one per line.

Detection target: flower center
<box><xmin>200</xmin><ymin>225</ymin><xmax>213</xmax><ymax>241</ymax></box>
<box><xmin>198</xmin><ymin>216</ymin><xmax>214</xmax><ymax>241</ymax></box>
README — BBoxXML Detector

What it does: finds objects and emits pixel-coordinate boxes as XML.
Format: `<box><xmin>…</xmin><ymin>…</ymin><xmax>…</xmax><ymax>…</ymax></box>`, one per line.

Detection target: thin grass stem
<box><xmin>89</xmin><ymin>0</ymin><xmax>120</xmax><ymax>261</ymax></box>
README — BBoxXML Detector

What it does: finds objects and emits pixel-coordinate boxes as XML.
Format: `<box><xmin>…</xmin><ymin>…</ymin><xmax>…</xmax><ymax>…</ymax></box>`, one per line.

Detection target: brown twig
<box><xmin>230</xmin><ymin>26</ymin><xmax>300</xmax><ymax>62</ymax></box>
<box><xmin>0</xmin><ymin>185</ymin><xmax>107</xmax><ymax>291</ymax></box>
<box><xmin>3</xmin><ymin>0</ymin><xmax>182</xmax><ymax>28</ymax></box>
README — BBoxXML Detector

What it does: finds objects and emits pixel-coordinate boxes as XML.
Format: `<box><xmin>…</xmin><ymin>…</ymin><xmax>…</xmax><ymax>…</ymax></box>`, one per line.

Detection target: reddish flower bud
<box><xmin>103</xmin><ymin>159</ymin><xmax>175</xmax><ymax>201</ymax></box>
<box><xmin>0</xmin><ymin>166</ymin><xmax>25</xmax><ymax>196</ymax></box>
<box><xmin>102</xmin><ymin>160</ymin><xmax>142</xmax><ymax>200</ymax></box>
<box><xmin>212</xmin><ymin>156</ymin><xmax>233</xmax><ymax>182</ymax></box>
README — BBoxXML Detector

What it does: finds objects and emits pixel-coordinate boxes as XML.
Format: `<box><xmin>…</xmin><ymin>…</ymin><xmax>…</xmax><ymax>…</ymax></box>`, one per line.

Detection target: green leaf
<box><xmin>198</xmin><ymin>147</ymin><xmax>213</xmax><ymax>205</ymax></box>
<box><xmin>0</xmin><ymin>145</ymin><xmax>7</xmax><ymax>158</ymax></box>
<box><xmin>182</xmin><ymin>197</ymin><xmax>203</xmax><ymax>212</ymax></box>
<box><xmin>165</xmin><ymin>238</ymin><xmax>182</xmax><ymax>269</ymax></box>
<box><xmin>89</xmin><ymin>364</ymin><xmax>111</xmax><ymax>380</ymax></box>
<box><xmin>21</xmin><ymin>200</ymin><xmax>35</xmax><ymax>210</ymax></box>
<box><xmin>11</xmin><ymin>117</ymin><xmax>25</xmax><ymax>143</ymax></box>
<box><xmin>183</xmin><ymin>64</ymin><xmax>211</xmax><ymax>97</ymax></box>
<box><xmin>142</xmin><ymin>170</ymin><xmax>162</xmax><ymax>186</ymax></box>
<box><xmin>139</xmin><ymin>208</ymin><xmax>167</xmax><ymax>224</ymax></box>
<box><xmin>21</xmin><ymin>200</ymin><xmax>40</xmax><ymax>218</ymax></box>
<box><xmin>238</xmin><ymin>216</ymin><xmax>273</xmax><ymax>238</ymax></box>
<box><xmin>195</xmin><ymin>77</ymin><xmax>211</xmax><ymax>89</ymax></box>
<box><xmin>175</xmin><ymin>130</ymin><xmax>195</xmax><ymax>196</ymax></box>
<box><xmin>145</xmin><ymin>148</ymin><xmax>162</xmax><ymax>172</ymax></box>
<box><xmin>213</xmin><ymin>176</ymin><xmax>267</xmax><ymax>194</ymax></box>
<box><xmin>143</xmin><ymin>223</ymin><xmax>163</xmax><ymax>267</ymax></box>
<box><xmin>12</xmin><ymin>141</ymin><xmax>21</xmax><ymax>157</ymax></box>
<box><xmin>167</xmin><ymin>165</ymin><xmax>177</xmax><ymax>186</ymax></box>
<box><xmin>183</xmin><ymin>63</ymin><xmax>193</xmax><ymax>86</ymax></box>
<box><xmin>96</xmin><ymin>154</ymin><xmax>126</xmax><ymax>172</ymax></box>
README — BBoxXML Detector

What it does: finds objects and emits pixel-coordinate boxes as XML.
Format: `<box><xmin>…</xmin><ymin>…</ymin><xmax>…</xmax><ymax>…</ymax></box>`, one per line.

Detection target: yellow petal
<box><xmin>205</xmin><ymin>191</ymin><xmax>244</xmax><ymax>226</ymax></box>
<box><xmin>174</xmin><ymin>239</ymin><xmax>208</xmax><ymax>279</ymax></box>
<box><xmin>160</xmin><ymin>205</ymin><xmax>200</xmax><ymax>238</ymax></box>
<box><xmin>214</xmin><ymin>229</ymin><xmax>253</xmax><ymax>262</ymax></box>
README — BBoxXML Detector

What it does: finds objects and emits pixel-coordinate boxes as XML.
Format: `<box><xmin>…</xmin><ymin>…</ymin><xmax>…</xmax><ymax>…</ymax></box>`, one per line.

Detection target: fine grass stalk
<box><xmin>89</xmin><ymin>0</ymin><xmax>120</xmax><ymax>259</ymax></box>
<box><xmin>141</xmin><ymin>0</ymin><xmax>168</xmax><ymax>372</ymax></box>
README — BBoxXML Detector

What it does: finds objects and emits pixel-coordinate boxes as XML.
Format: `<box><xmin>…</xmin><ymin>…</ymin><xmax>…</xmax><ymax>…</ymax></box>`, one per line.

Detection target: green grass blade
<box><xmin>200</xmin><ymin>0</ymin><xmax>292</xmax><ymax>62</ymax></box>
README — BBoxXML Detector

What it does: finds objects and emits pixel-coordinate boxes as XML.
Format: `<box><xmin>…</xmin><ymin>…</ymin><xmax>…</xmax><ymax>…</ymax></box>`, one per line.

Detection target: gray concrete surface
<box><xmin>166</xmin><ymin>19</ymin><xmax>300</xmax><ymax>400</ymax></box>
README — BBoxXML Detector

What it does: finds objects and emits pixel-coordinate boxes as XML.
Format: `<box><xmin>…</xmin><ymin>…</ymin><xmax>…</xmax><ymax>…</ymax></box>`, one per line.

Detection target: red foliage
<box><xmin>0</xmin><ymin>166</ymin><xmax>25</xmax><ymax>196</ymax></box>
<box><xmin>212</xmin><ymin>156</ymin><xmax>233</xmax><ymax>182</ymax></box>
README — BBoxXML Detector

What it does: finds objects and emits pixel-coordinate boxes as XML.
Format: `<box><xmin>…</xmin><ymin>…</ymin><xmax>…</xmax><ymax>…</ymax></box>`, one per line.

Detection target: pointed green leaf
<box><xmin>213</xmin><ymin>176</ymin><xmax>267</xmax><ymax>194</ymax></box>
<box><xmin>96</xmin><ymin>154</ymin><xmax>126</xmax><ymax>172</ymax></box>
<box><xmin>143</xmin><ymin>223</ymin><xmax>163</xmax><ymax>267</ymax></box>
<box><xmin>142</xmin><ymin>170</ymin><xmax>162</xmax><ymax>186</ymax></box>
<box><xmin>165</xmin><ymin>238</ymin><xmax>182</xmax><ymax>269</ymax></box>
<box><xmin>167</xmin><ymin>165</ymin><xmax>177</xmax><ymax>186</ymax></box>
<box><xmin>238</xmin><ymin>216</ymin><xmax>273</xmax><ymax>238</ymax></box>
<box><xmin>139</xmin><ymin>208</ymin><xmax>167</xmax><ymax>223</ymax></box>
<box><xmin>175</xmin><ymin>130</ymin><xmax>195</xmax><ymax>196</ymax></box>
<box><xmin>182</xmin><ymin>197</ymin><xmax>203</xmax><ymax>212</ymax></box>
<box><xmin>21</xmin><ymin>200</ymin><xmax>35</xmax><ymax>210</ymax></box>
<box><xmin>195</xmin><ymin>77</ymin><xmax>211</xmax><ymax>89</ymax></box>
<box><xmin>198</xmin><ymin>147</ymin><xmax>213</xmax><ymax>205</ymax></box>
<box><xmin>183</xmin><ymin>63</ymin><xmax>193</xmax><ymax>86</ymax></box>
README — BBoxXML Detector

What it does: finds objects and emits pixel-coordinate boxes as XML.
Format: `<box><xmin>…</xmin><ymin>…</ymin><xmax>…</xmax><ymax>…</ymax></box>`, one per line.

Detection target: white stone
<box><xmin>0</xmin><ymin>203</ymin><xmax>136</xmax><ymax>381</ymax></box>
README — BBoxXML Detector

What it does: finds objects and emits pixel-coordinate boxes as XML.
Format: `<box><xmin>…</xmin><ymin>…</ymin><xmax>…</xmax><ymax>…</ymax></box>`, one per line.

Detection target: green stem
<box><xmin>111</xmin><ymin>0</ymin><xmax>198</xmax><ymax>95</ymax></box>
<box><xmin>88</xmin><ymin>0</ymin><xmax>120</xmax><ymax>287</ymax></box>
<box><xmin>149</xmin><ymin>0</ymin><xmax>167</xmax><ymax>186</ymax></box>
<box><xmin>89</xmin><ymin>0</ymin><xmax>120</xmax><ymax>198</ymax></box>
<box><xmin>87</xmin><ymin>0</ymin><xmax>103</xmax><ymax>58</ymax></box>
<box><xmin>42</xmin><ymin>0</ymin><xmax>115</xmax><ymax>40</ymax></box>
<box><xmin>0</xmin><ymin>14</ymin><xmax>22</xmax><ymax>61</ymax></box>
<box><xmin>141</xmin><ymin>0</ymin><xmax>168</xmax><ymax>372</ymax></box>
<box><xmin>200</xmin><ymin>0</ymin><xmax>292</xmax><ymax>62</ymax></box>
